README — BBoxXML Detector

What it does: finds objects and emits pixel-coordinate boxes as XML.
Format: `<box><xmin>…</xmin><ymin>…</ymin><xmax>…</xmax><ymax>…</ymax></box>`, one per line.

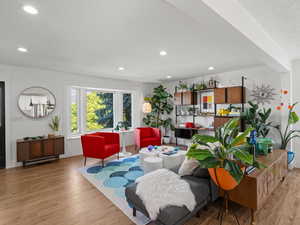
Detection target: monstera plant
<box><xmin>187</xmin><ymin>118</ymin><xmax>265</xmax><ymax>190</ymax></box>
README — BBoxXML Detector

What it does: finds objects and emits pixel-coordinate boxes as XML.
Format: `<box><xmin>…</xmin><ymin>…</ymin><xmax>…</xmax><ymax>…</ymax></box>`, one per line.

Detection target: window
<box><xmin>123</xmin><ymin>93</ymin><xmax>132</xmax><ymax>127</ymax></box>
<box><xmin>86</xmin><ymin>90</ymin><xmax>114</xmax><ymax>131</ymax></box>
<box><xmin>69</xmin><ymin>87</ymin><xmax>134</xmax><ymax>136</ymax></box>
<box><xmin>71</xmin><ymin>88</ymin><xmax>79</xmax><ymax>133</ymax></box>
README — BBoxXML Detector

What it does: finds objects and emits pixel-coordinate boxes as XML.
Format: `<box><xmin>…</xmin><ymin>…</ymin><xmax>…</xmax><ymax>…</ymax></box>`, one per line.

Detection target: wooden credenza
<box><xmin>226</xmin><ymin>150</ymin><xmax>288</xmax><ymax>224</ymax></box>
<box><xmin>17</xmin><ymin>136</ymin><xmax>64</xmax><ymax>166</ymax></box>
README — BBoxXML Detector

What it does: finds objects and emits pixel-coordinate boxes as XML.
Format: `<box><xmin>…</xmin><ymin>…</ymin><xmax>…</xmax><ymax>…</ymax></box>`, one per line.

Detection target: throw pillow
<box><xmin>178</xmin><ymin>157</ymin><xmax>200</xmax><ymax>176</ymax></box>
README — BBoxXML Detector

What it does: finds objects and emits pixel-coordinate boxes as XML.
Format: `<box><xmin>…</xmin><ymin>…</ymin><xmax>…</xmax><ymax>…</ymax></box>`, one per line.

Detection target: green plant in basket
<box><xmin>187</xmin><ymin>118</ymin><xmax>265</xmax><ymax>189</ymax></box>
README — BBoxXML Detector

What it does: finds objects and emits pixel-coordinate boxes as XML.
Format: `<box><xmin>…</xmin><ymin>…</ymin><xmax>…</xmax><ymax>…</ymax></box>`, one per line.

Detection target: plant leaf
<box><xmin>231</xmin><ymin>127</ymin><xmax>253</xmax><ymax>147</ymax></box>
<box><xmin>192</xmin><ymin>135</ymin><xmax>218</xmax><ymax>145</ymax></box>
<box><xmin>232</xmin><ymin>148</ymin><xmax>253</xmax><ymax>165</ymax></box>
<box><xmin>224</xmin><ymin>160</ymin><xmax>244</xmax><ymax>184</ymax></box>
<box><xmin>186</xmin><ymin>145</ymin><xmax>214</xmax><ymax>161</ymax></box>
<box><xmin>289</xmin><ymin>111</ymin><xmax>299</xmax><ymax>124</ymax></box>
<box><xmin>198</xmin><ymin>157</ymin><xmax>221</xmax><ymax>168</ymax></box>
<box><xmin>253</xmin><ymin>160</ymin><xmax>267</xmax><ymax>169</ymax></box>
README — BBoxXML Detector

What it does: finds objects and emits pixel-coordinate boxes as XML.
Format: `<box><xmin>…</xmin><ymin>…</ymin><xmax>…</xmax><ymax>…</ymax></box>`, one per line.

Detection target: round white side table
<box><xmin>143</xmin><ymin>157</ymin><xmax>163</xmax><ymax>174</ymax></box>
<box><xmin>115</xmin><ymin>130</ymin><xmax>133</xmax><ymax>158</ymax></box>
<box><xmin>159</xmin><ymin>150</ymin><xmax>186</xmax><ymax>170</ymax></box>
<box><xmin>139</xmin><ymin>148</ymin><xmax>160</xmax><ymax>167</ymax></box>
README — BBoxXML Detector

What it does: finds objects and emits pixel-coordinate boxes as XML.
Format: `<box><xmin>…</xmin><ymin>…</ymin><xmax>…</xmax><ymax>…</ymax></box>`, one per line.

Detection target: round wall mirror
<box><xmin>18</xmin><ymin>87</ymin><xmax>56</xmax><ymax>119</ymax></box>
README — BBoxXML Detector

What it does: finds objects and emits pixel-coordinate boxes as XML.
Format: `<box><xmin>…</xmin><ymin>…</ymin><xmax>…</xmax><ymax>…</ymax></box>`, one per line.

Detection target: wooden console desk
<box><xmin>17</xmin><ymin>136</ymin><xmax>64</xmax><ymax>166</ymax></box>
<box><xmin>226</xmin><ymin>150</ymin><xmax>288</xmax><ymax>224</ymax></box>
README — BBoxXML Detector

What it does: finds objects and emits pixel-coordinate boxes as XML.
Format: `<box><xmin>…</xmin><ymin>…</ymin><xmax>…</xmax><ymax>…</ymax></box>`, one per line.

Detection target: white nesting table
<box><xmin>139</xmin><ymin>146</ymin><xmax>186</xmax><ymax>171</ymax></box>
<box><xmin>114</xmin><ymin>129</ymin><xmax>133</xmax><ymax>158</ymax></box>
<box><xmin>159</xmin><ymin>150</ymin><xmax>186</xmax><ymax>170</ymax></box>
<box><xmin>143</xmin><ymin>157</ymin><xmax>163</xmax><ymax>174</ymax></box>
<box><xmin>139</xmin><ymin>148</ymin><xmax>160</xmax><ymax>167</ymax></box>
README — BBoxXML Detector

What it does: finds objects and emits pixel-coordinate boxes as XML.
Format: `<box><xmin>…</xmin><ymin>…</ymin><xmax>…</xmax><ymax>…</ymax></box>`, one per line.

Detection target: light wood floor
<box><xmin>1</xmin><ymin>147</ymin><xmax>300</xmax><ymax>225</ymax></box>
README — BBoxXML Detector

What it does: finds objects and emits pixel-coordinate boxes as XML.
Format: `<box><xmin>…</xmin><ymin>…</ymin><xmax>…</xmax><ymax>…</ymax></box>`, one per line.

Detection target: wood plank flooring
<box><xmin>0</xmin><ymin>147</ymin><xmax>300</xmax><ymax>225</ymax></box>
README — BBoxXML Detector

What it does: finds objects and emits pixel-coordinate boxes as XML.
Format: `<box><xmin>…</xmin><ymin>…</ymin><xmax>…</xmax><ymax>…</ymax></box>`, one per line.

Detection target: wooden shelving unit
<box><xmin>175</xmin><ymin>77</ymin><xmax>246</xmax><ymax>145</ymax></box>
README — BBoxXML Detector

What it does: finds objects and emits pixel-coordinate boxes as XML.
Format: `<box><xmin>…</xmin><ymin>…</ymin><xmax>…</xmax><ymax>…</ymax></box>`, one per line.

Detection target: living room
<box><xmin>0</xmin><ymin>1</ymin><xmax>300</xmax><ymax>225</ymax></box>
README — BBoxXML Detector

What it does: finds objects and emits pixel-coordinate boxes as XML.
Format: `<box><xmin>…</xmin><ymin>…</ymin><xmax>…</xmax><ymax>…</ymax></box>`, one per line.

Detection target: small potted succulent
<box><xmin>187</xmin><ymin>118</ymin><xmax>265</xmax><ymax>190</ymax></box>
<box><xmin>195</xmin><ymin>82</ymin><xmax>207</xmax><ymax>91</ymax></box>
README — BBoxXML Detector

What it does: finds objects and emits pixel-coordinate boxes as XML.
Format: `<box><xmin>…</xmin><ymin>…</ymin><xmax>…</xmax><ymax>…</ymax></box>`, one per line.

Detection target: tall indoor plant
<box><xmin>187</xmin><ymin>118</ymin><xmax>264</xmax><ymax>190</ymax></box>
<box><xmin>143</xmin><ymin>85</ymin><xmax>174</xmax><ymax>143</ymax></box>
<box><xmin>243</xmin><ymin>101</ymin><xmax>272</xmax><ymax>138</ymax></box>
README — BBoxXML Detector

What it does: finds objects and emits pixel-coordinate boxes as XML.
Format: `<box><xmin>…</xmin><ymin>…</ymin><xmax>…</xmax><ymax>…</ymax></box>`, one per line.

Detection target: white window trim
<box><xmin>67</xmin><ymin>86</ymin><xmax>135</xmax><ymax>138</ymax></box>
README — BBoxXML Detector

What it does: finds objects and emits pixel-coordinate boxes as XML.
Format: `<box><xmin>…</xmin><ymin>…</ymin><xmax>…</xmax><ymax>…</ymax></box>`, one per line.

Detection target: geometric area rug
<box><xmin>78</xmin><ymin>155</ymin><xmax>150</xmax><ymax>225</ymax></box>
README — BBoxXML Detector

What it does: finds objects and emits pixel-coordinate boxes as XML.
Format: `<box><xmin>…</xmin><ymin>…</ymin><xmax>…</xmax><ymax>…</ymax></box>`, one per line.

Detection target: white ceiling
<box><xmin>239</xmin><ymin>0</ymin><xmax>300</xmax><ymax>61</ymax></box>
<box><xmin>0</xmin><ymin>0</ymin><xmax>281</xmax><ymax>82</ymax></box>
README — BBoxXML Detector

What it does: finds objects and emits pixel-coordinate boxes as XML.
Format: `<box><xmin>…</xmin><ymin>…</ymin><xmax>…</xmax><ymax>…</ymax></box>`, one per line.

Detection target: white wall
<box><xmin>292</xmin><ymin>60</ymin><xmax>300</xmax><ymax>167</ymax></box>
<box><xmin>0</xmin><ymin>64</ymin><xmax>156</xmax><ymax>168</ymax></box>
<box><xmin>163</xmin><ymin>65</ymin><xmax>285</xmax><ymax>146</ymax></box>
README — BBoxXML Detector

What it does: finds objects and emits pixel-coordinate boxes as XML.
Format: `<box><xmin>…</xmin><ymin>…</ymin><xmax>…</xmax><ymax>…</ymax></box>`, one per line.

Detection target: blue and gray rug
<box><xmin>78</xmin><ymin>155</ymin><xmax>150</xmax><ymax>225</ymax></box>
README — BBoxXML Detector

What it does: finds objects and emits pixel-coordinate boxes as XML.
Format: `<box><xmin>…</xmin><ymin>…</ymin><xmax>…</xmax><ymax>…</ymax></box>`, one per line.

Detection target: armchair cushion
<box><xmin>104</xmin><ymin>144</ymin><xmax>120</xmax><ymax>156</ymax></box>
<box><xmin>140</xmin><ymin>128</ymin><xmax>154</xmax><ymax>138</ymax></box>
<box><xmin>142</xmin><ymin>137</ymin><xmax>161</xmax><ymax>146</ymax></box>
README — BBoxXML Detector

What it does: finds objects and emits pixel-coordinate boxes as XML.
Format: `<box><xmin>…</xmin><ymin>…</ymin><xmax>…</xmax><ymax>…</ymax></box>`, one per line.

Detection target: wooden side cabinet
<box><xmin>174</xmin><ymin>91</ymin><xmax>197</xmax><ymax>105</ymax></box>
<box><xmin>227</xmin><ymin>86</ymin><xmax>245</xmax><ymax>104</ymax></box>
<box><xmin>17</xmin><ymin>136</ymin><xmax>64</xmax><ymax>166</ymax></box>
<box><xmin>214</xmin><ymin>86</ymin><xmax>245</xmax><ymax>104</ymax></box>
<box><xmin>225</xmin><ymin>150</ymin><xmax>287</xmax><ymax>225</ymax></box>
<box><xmin>214</xmin><ymin>88</ymin><xmax>226</xmax><ymax>104</ymax></box>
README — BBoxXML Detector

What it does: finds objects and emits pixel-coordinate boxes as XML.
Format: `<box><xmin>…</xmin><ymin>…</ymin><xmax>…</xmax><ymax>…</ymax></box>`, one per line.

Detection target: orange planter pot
<box><xmin>208</xmin><ymin>168</ymin><xmax>244</xmax><ymax>191</ymax></box>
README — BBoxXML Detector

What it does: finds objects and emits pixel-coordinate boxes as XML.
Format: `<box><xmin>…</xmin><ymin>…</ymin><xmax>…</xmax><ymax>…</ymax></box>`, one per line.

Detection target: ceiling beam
<box><xmin>164</xmin><ymin>0</ymin><xmax>291</xmax><ymax>72</ymax></box>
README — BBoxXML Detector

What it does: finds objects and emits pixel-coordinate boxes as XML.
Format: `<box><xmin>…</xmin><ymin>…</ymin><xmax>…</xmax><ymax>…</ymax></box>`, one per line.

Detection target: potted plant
<box><xmin>143</xmin><ymin>85</ymin><xmax>174</xmax><ymax>144</ymax></box>
<box><xmin>177</xmin><ymin>81</ymin><xmax>188</xmax><ymax>92</ymax></box>
<box><xmin>187</xmin><ymin>118</ymin><xmax>265</xmax><ymax>190</ymax></box>
<box><xmin>273</xmin><ymin>102</ymin><xmax>300</xmax><ymax>169</ymax></box>
<box><xmin>195</xmin><ymin>82</ymin><xmax>207</xmax><ymax>91</ymax></box>
<box><xmin>49</xmin><ymin>115</ymin><xmax>60</xmax><ymax>137</ymax></box>
<box><xmin>115</xmin><ymin>121</ymin><xmax>129</xmax><ymax>131</ymax></box>
<box><xmin>243</xmin><ymin>101</ymin><xmax>272</xmax><ymax>138</ymax></box>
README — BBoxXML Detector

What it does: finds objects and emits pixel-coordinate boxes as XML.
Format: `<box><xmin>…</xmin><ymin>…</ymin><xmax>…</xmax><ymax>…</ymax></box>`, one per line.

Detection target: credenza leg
<box><xmin>251</xmin><ymin>209</ymin><xmax>256</xmax><ymax>225</ymax></box>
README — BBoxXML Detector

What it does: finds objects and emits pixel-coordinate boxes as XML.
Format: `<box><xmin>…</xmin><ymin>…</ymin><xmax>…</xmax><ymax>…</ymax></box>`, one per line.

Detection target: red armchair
<box><xmin>135</xmin><ymin>127</ymin><xmax>161</xmax><ymax>149</ymax></box>
<box><xmin>81</xmin><ymin>132</ymin><xmax>120</xmax><ymax>167</ymax></box>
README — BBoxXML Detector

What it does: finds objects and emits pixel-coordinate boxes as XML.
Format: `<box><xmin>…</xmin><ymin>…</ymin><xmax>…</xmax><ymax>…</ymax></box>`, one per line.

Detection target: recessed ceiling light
<box><xmin>160</xmin><ymin>50</ymin><xmax>167</xmax><ymax>56</ymax></box>
<box><xmin>118</xmin><ymin>67</ymin><xmax>125</xmax><ymax>71</ymax></box>
<box><xmin>208</xmin><ymin>66</ymin><xmax>215</xmax><ymax>71</ymax></box>
<box><xmin>23</xmin><ymin>5</ymin><xmax>39</xmax><ymax>15</ymax></box>
<box><xmin>17</xmin><ymin>47</ymin><xmax>28</xmax><ymax>53</ymax></box>
<box><xmin>166</xmin><ymin>75</ymin><xmax>172</xmax><ymax>79</ymax></box>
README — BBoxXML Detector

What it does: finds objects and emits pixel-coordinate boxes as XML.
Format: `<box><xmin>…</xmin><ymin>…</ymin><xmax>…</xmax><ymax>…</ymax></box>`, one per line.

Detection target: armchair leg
<box><xmin>101</xmin><ymin>159</ymin><xmax>104</xmax><ymax>167</ymax></box>
<box><xmin>133</xmin><ymin>207</ymin><xmax>137</xmax><ymax>217</ymax></box>
<box><xmin>84</xmin><ymin>157</ymin><xmax>87</xmax><ymax>166</ymax></box>
<box><xmin>117</xmin><ymin>152</ymin><xmax>119</xmax><ymax>160</ymax></box>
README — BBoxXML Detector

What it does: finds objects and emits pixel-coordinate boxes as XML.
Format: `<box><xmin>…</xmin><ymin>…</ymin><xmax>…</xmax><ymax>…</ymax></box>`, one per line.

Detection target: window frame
<box><xmin>67</xmin><ymin>86</ymin><xmax>134</xmax><ymax>138</ymax></box>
